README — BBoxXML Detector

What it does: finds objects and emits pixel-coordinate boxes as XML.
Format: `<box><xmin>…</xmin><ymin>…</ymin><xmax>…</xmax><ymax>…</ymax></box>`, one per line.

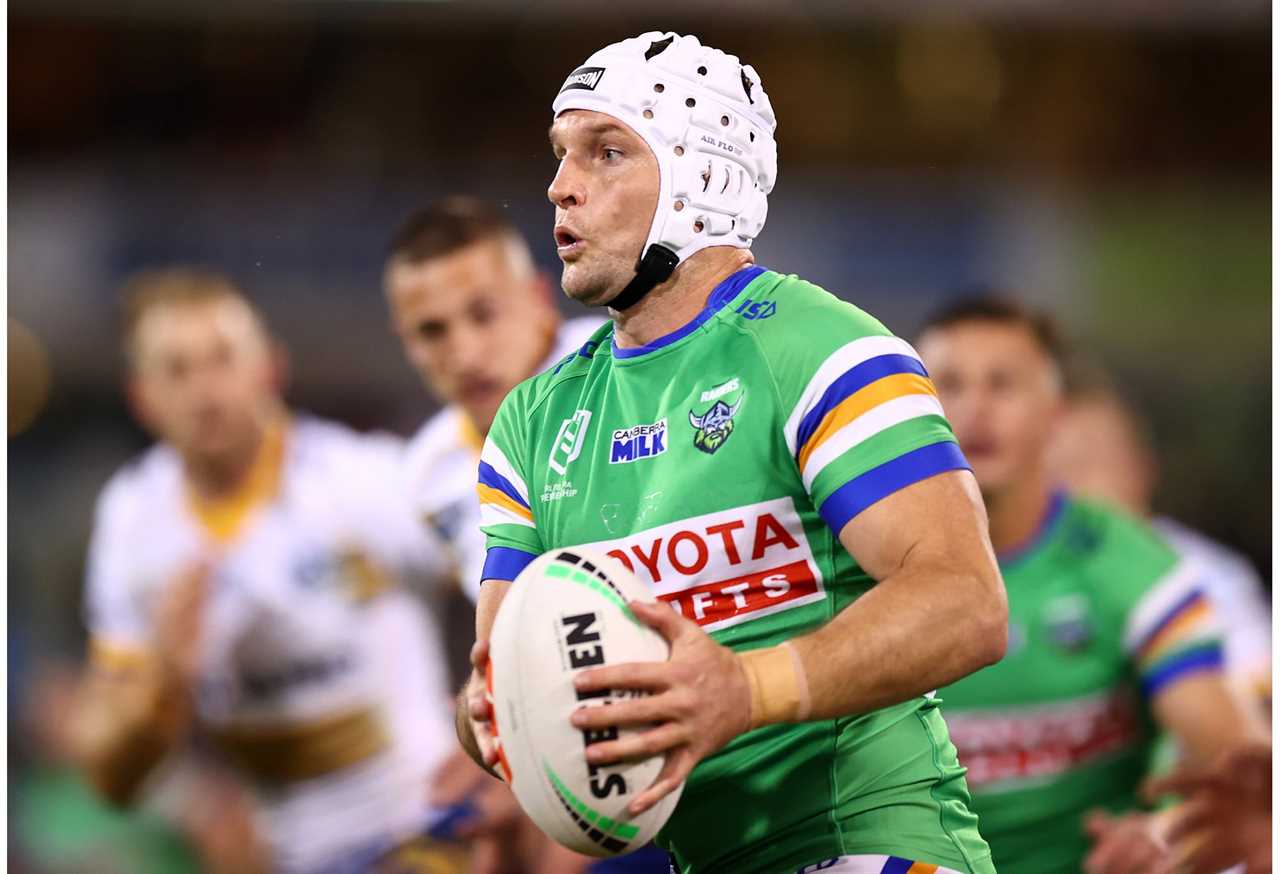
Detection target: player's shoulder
<box><xmin>730</xmin><ymin>268</ymin><xmax>896</xmax><ymax>345</ymax></box>
<box><xmin>1061</xmin><ymin>496</ymin><xmax>1180</xmax><ymax>599</ymax></box>
<box><xmin>95</xmin><ymin>443</ymin><xmax>181</xmax><ymax>530</ymax></box>
<box><xmin>405</xmin><ymin>406</ymin><xmax>465</xmax><ymax>470</ymax></box>
<box><xmin>289</xmin><ymin>413</ymin><xmax>406</xmax><ymax>480</ymax></box>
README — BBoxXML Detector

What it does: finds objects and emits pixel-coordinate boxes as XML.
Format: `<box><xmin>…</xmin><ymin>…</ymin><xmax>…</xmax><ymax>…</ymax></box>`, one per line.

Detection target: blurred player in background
<box><xmin>1049</xmin><ymin>374</ymin><xmax>1271</xmax><ymax>711</ymax></box>
<box><xmin>465</xmin><ymin>32</ymin><xmax>1007</xmax><ymax>874</ymax></box>
<box><xmin>385</xmin><ymin>198</ymin><xmax>647</xmax><ymax>873</ymax></box>
<box><xmin>70</xmin><ymin>268</ymin><xmax>460</xmax><ymax>874</ymax></box>
<box><xmin>918</xmin><ymin>298</ymin><xmax>1265</xmax><ymax>874</ymax></box>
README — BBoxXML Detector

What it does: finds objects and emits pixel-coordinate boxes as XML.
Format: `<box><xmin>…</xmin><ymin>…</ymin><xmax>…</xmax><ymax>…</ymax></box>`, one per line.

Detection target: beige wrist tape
<box><xmin>739</xmin><ymin>641</ymin><xmax>812</xmax><ymax>729</ymax></box>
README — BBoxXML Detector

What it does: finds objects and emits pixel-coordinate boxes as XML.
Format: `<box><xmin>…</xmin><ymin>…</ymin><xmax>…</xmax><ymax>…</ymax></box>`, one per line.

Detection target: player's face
<box><xmin>1049</xmin><ymin>398</ymin><xmax>1153</xmax><ymax>514</ymax></box>
<box><xmin>547</xmin><ymin>110</ymin><xmax>660</xmax><ymax>307</ymax></box>
<box><xmin>130</xmin><ymin>298</ymin><xmax>277</xmax><ymax>460</ymax></box>
<box><xmin>386</xmin><ymin>236</ymin><xmax>558</xmax><ymax>433</ymax></box>
<box><xmin>917</xmin><ymin>321</ymin><xmax>1063</xmax><ymax>498</ymax></box>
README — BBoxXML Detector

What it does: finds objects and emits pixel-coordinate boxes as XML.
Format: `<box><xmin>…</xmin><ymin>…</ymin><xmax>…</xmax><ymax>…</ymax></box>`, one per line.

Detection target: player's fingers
<box><xmin>627</xmin><ymin>747</ymin><xmax>694</xmax><ymax>816</ymax></box>
<box><xmin>584</xmin><ymin>722</ymin><xmax>687</xmax><ymax>766</ymax></box>
<box><xmin>574</xmin><ymin>662</ymin><xmax>670</xmax><ymax>693</ymax></box>
<box><xmin>628</xmin><ymin>599</ymin><xmax>695</xmax><ymax>643</ymax></box>
<box><xmin>571</xmin><ymin>696</ymin><xmax>670</xmax><ymax>732</ymax></box>
<box><xmin>1164</xmin><ymin>803</ymin><xmax>1213</xmax><ymax>845</ymax></box>
<box><xmin>1083</xmin><ymin>827</ymin><xmax>1129</xmax><ymax>874</ymax></box>
<box><xmin>1083</xmin><ymin>809</ymin><xmax>1116</xmax><ymax>838</ymax></box>
<box><xmin>470</xmin><ymin>639</ymin><xmax>491</xmax><ymax>671</ymax></box>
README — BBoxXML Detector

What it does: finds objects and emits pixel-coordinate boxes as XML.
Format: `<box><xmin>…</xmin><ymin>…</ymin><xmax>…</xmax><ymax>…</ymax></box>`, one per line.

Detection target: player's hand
<box><xmin>1083</xmin><ymin>809</ymin><xmax>1173</xmax><ymax>874</ymax></box>
<box><xmin>464</xmin><ymin>639</ymin><xmax>502</xmax><ymax>772</ymax></box>
<box><xmin>152</xmin><ymin>560</ymin><xmax>211</xmax><ymax>690</ymax></box>
<box><xmin>570</xmin><ymin>599</ymin><xmax>751</xmax><ymax>816</ymax></box>
<box><xmin>1144</xmin><ymin>742</ymin><xmax>1272</xmax><ymax>873</ymax></box>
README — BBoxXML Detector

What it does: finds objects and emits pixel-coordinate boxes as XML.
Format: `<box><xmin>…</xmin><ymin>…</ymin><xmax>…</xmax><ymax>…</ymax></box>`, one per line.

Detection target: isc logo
<box><xmin>609</xmin><ymin>419</ymin><xmax>667</xmax><ymax>464</ymax></box>
<box><xmin>734</xmin><ymin>298</ymin><xmax>776</xmax><ymax>320</ymax></box>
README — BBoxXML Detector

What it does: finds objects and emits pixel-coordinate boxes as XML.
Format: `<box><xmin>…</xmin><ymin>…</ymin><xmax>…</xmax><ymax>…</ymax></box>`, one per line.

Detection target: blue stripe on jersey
<box><xmin>817</xmin><ymin>441</ymin><xmax>970</xmax><ymax>535</ymax></box>
<box><xmin>478</xmin><ymin>461</ymin><xmax>530</xmax><ymax>509</ymax></box>
<box><xmin>1141</xmin><ymin>645</ymin><xmax>1224</xmax><ymax>698</ymax></box>
<box><xmin>612</xmin><ymin>265</ymin><xmax>765</xmax><ymax>359</ymax></box>
<box><xmin>880</xmin><ymin>858</ymin><xmax>915</xmax><ymax>874</ymax></box>
<box><xmin>794</xmin><ymin>354</ymin><xmax>929</xmax><ymax>456</ymax></box>
<box><xmin>482</xmin><ymin>547</ymin><xmax>539</xmax><ymax>583</ymax></box>
<box><xmin>1132</xmin><ymin>588</ymin><xmax>1204</xmax><ymax>656</ymax></box>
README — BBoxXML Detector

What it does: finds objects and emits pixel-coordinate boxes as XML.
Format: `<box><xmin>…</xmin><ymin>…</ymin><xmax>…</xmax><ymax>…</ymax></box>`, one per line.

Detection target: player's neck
<box><xmin>610</xmin><ymin>248</ymin><xmax>754</xmax><ymax>349</ymax></box>
<box><xmin>182</xmin><ymin>410</ymin><xmax>279</xmax><ymax>500</ymax></box>
<box><xmin>985</xmin><ymin>468</ymin><xmax>1058</xmax><ymax>555</ymax></box>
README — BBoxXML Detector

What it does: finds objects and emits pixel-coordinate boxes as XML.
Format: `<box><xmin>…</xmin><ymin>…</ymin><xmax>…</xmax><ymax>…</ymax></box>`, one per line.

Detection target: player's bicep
<box><xmin>837</xmin><ymin>468</ymin><xmax>994</xmax><ymax>584</ymax></box>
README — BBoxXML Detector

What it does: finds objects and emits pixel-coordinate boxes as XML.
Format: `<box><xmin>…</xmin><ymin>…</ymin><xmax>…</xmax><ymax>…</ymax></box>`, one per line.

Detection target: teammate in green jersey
<box><xmin>457</xmin><ymin>31</ymin><xmax>1011</xmax><ymax>874</ymax></box>
<box><xmin>917</xmin><ymin>298</ymin><xmax>1264</xmax><ymax>874</ymax></box>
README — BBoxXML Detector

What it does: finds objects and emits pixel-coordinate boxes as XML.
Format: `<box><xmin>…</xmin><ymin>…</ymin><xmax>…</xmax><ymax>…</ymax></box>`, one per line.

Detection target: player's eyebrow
<box><xmin>548</xmin><ymin>120</ymin><xmax>630</xmax><ymax>149</ymax></box>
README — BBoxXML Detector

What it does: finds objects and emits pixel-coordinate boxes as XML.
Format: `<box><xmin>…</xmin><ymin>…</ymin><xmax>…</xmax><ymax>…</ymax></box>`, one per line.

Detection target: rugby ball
<box><xmin>487</xmin><ymin>547</ymin><xmax>684</xmax><ymax>857</ymax></box>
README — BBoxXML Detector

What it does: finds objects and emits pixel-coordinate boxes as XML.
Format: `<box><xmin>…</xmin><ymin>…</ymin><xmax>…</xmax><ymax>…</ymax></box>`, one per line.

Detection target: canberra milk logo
<box><xmin>549</xmin><ymin>409</ymin><xmax>592</xmax><ymax>476</ymax></box>
<box><xmin>559</xmin><ymin>66</ymin><xmax>605</xmax><ymax>94</ymax></box>
<box><xmin>609</xmin><ymin>419</ymin><xmax>667</xmax><ymax>464</ymax></box>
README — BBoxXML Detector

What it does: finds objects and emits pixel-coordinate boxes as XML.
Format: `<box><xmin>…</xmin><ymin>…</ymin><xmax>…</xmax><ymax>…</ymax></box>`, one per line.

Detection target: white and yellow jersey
<box><xmin>84</xmin><ymin>415</ymin><xmax>454</xmax><ymax>874</ymax></box>
<box><xmin>404</xmin><ymin>316</ymin><xmax>604</xmax><ymax>602</ymax></box>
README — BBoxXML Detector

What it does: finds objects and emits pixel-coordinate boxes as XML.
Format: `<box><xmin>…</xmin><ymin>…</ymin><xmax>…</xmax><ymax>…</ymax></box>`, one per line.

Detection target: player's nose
<box><xmin>547</xmin><ymin>161</ymin><xmax>582</xmax><ymax>209</ymax></box>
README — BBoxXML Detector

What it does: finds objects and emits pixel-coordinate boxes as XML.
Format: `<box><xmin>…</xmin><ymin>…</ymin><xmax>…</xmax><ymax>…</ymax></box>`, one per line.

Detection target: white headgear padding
<box><xmin>552</xmin><ymin>32</ymin><xmax>778</xmax><ymax>300</ymax></box>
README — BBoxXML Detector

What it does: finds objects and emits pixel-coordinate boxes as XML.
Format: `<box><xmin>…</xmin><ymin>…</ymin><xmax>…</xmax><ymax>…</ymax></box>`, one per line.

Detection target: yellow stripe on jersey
<box><xmin>186</xmin><ymin>417</ymin><xmax>287</xmax><ymax>544</ymax></box>
<box><xmin>477</xmin><ymin>483</ymin><xmax>534</xmax><ymax>522</ymax></box>
<box><xmin>797</xmin><ymin>373</ymin><xmax>938</xmax><ymax>473</ymax></box>
<box><xmin>208</xmin><ymin>707</ymin><xmax>390</xmax><ymax>784</ymax></box>
<box><xmin>89</xmin><ymin>638</ymin><xmax>152</xmax><ymax>674</ymax></box>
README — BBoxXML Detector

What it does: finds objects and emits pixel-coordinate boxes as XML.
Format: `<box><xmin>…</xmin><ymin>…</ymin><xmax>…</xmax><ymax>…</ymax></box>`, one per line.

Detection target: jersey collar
<box><xmin>998</xmin><ymin>488</ymin><xmax>1069</xmax><ymax>568</ymax></box>
<box><xmin>611</xmin><ymin>265</ymin><xmax>766</xmax><ymax>360</ymax></box>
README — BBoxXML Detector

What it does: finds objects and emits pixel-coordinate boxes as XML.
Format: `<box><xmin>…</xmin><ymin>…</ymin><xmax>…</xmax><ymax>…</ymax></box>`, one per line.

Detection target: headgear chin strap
<box><xmin>609</xmin><ymin>244</ymin><xmax>680</xmax><ymax>311</ymax></box>
<box><xmin>552</xmin><ymin>32</ymin><xmax>778</xmax><ymax>311</ymax></box>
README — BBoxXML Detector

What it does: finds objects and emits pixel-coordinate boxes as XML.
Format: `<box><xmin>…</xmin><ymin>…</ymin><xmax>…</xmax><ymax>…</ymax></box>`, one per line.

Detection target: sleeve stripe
<box><xmin>478</xmin><ymin>460</ymin><xmax>531</xmax><ymax>510</ymax></box>
<box><xmin>477</xmin><ymin>486</ymin><xmax>535</xmax><ymax>525</ymax></box>
<box><xmin>783</xmin><ymin>336</ymin><xmax>922</xmax><ymax>455</ymax></box>
<box><xmin>797</xmin><ymin>374</ymin><xmax>939</xmax><ymax>474</ymax></box>
<box><xmin>482</xmin><ymin>546</ymin><xmax>539</xmax><ymax>582</ymax></box>
<box><xmin>1123</xmin><ymin>561</ymin><xmax>1206</xmax><ymax>653</ymax></box>
<box><xmin>1136</xmin><ymin>595</ymin><xmax>1214</xmax><ymax>667</ymax></box>
<box><xmin>478</xmin><ymin>440</ymin><xmax>531</xmax><ymax>505</ymax></box>
<box><xmin>89</xmin><ymin>638</ymin><xmax>151</xmax><ymax>672</ymax></box>
<box><xmin>1141</xmin><ymin>642</ymin><xmax>1224</xmax><ymax>697</ymax></box>
<box><xmin>794</xmin><ymin>354</ymin><xmax>930</xmax><ymax>455</ymax></box>
<box><xmin>817</xmin><ymin>440</ymin><xmax>969</xmax><ymax>535</ymax></box>
<box><xmin>803</xmin><ymin>403</ymin><xmax>949</xmax><ymax>492</ymax></box>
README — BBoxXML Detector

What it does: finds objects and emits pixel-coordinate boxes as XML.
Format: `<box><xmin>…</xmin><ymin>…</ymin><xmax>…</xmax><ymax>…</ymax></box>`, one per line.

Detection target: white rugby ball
<box><xmin>487</xmin><ymin>547</ymin><xmax>683</xmax><ymax>857</ymax></box>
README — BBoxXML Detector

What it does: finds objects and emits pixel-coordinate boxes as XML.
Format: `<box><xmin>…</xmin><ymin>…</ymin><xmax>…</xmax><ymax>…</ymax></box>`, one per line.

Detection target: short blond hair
<box><xmin>120</xmin><ymin>267</ymin><xmax>267</xmax><ymax>365</ymax></box>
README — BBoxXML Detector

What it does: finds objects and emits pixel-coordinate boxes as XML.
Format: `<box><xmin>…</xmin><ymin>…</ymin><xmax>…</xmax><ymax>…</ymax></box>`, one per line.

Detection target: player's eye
<box><xmin>417</xmin><ymin>321</ymin><xmax>445</xmax><ymax>342</ymax></box>
<box><xmin>602</xmin><ymin>147</ymin><xmax>623</xmax><ymax>162</ymax></box>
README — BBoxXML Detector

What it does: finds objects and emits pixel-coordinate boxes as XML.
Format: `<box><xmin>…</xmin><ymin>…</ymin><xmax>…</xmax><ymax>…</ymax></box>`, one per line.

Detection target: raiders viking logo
<box><xmin>688</xmin><ymin>397</ymin><xmax>742</xmax><ymax>455</ymax></box>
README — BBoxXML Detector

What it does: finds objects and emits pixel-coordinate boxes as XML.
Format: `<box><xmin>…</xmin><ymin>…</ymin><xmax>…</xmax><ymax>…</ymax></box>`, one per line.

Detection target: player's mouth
<box><xmin>960</xmin><ymin>435</ymin><xmax>999</xmax><ymax>461</ymax></box>
<box><xmin>554</xmin><ymin>226</ymin><xmax>586</xmax><ymax>260</ymax></box>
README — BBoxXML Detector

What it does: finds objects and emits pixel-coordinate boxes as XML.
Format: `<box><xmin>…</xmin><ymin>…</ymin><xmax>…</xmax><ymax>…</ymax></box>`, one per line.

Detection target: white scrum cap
<box><xmin>551</xmin><ymin>32</ymin><xmax>778</xmax><ymax>303</ymax></box>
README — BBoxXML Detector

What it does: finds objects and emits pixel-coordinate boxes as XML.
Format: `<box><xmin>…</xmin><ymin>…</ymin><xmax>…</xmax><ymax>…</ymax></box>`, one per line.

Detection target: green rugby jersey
<box><xmin>477</xmin><ymin>266</ymin><xmax>994</xmax><ymax>874</ymax></box>
<box><xmin>937</xmin><ymin>492</ymin><xmax>1225</xmax><ymax>874</ymax></box>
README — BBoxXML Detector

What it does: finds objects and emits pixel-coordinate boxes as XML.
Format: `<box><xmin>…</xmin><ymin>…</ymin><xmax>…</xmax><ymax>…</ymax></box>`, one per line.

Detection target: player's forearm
<box><xmin>70</xmin><ymin>673</ymin><xmax>188</xmax><ymax>806</ymax></box>
<box><xmin>779</xmin><ymin>558</ymin><xmax>1006</xmax><ymax>723</ymax></box>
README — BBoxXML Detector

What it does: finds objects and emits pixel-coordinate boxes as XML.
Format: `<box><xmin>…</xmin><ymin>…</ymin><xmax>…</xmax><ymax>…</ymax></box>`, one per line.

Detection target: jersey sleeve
<box><xmin>1123</xmin><ymin>557</ymin><xmax>1226</xmax><ymax>699</ymax></box>
<box><xmin>477</xmin><ymin>390</ymin><xmax>544</xmax><ymax>583</ymax></box>
<box><xmin>82</xmin><ymin>475</ymin><xmax>152</xmax><ymax>671</ymax></box>
<box><xmin>770</xmin><ymin>287</ymin><xmax>968</xmax><ymax>535</ymax></box>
